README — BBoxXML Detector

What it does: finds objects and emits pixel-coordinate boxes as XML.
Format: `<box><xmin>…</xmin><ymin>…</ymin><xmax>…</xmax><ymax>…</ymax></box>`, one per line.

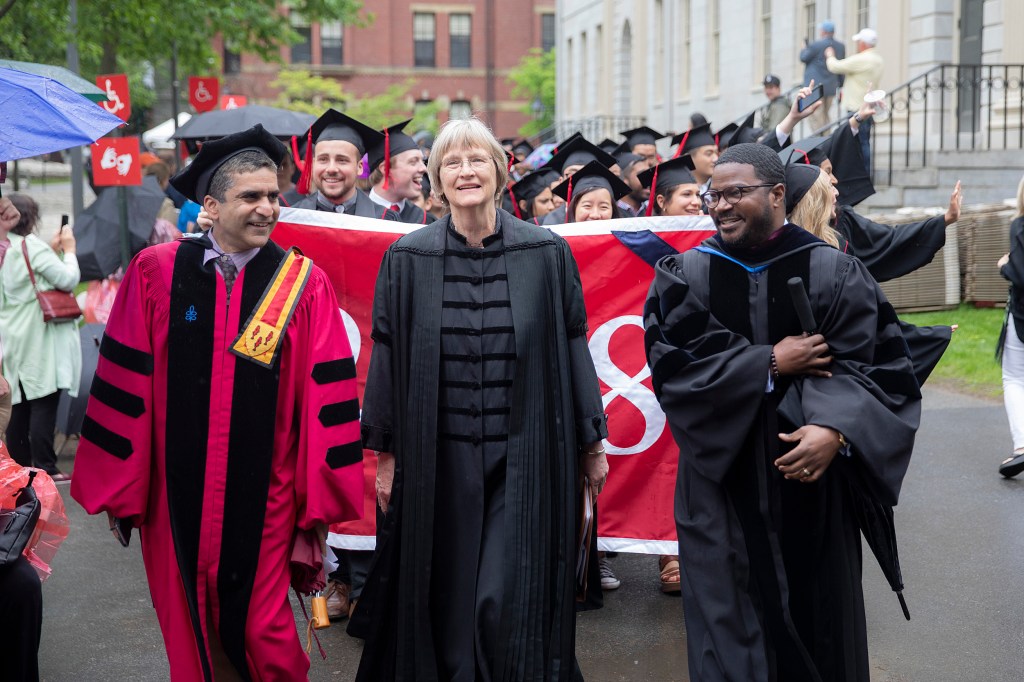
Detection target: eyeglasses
<box><xmin>441</xmin><ymin>156</ymin><xmax>492</xmax><ymax>173</ymax></box>
<box><xmin>700</xmin><ymin>183</ymin><xmax>776</xmax><ymax>208</ymax></box>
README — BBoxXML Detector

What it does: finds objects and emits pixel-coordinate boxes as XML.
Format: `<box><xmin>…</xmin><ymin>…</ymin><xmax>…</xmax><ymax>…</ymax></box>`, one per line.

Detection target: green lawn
<box><xmin>901</xmin><ymin>304</ymin><xmax>1005</xmax><ymax>399</ymax></box>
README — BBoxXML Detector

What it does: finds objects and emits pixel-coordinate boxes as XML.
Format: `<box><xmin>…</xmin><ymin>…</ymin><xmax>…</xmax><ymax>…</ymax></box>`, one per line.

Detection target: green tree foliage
<box><xmin>272</xmin><ymin>70</ymin><xmax>442</xmax><ymax>134</ymax></box>
<box><xmin>507</xmin><ymin>48</ymin><xmax>556</xmax><ymax>137</ymax></box>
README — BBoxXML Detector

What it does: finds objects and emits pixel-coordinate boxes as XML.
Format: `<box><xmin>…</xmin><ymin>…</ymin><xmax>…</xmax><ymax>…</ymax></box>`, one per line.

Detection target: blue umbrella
<box><xmin>0</xmin><ymin>67</ymin><xmax>124</xmax><ymax>162</ymax></box>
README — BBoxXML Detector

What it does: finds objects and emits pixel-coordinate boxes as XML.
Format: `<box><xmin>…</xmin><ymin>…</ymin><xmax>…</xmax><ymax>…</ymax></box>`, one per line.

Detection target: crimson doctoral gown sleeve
<box><xmin>71</xmin><ymin>252</ymin><xmax>156</xmax><ymax>526</ymax></box>
<box><xmin>289</xmin><ymin>266</ymin><xmax>364</xmax><ymax>528</ymax></box>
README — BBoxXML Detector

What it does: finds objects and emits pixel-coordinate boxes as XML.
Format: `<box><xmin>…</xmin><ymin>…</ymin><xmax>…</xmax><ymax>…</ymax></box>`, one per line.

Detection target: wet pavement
<box><xmin>36</xmin><ymin>386</ymin><xmax>1024</xmax><ymax>680</ymax></box>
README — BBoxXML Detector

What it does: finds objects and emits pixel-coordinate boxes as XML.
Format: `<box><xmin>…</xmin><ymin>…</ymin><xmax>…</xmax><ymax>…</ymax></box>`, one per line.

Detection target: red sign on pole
<box><xmin>96</xmin><ymin>74</ymin><xmax>131</xmax><ymax>122</ymax></box>
<box><xmin>189</xmin><ymin>77</ymin><xmax>220</xmax><ymax>113</ymax></box>
<box><xmin>91</xmin><ymin>136</ymin><xmax>143</xmax><ymax>186</ymax></box>
<box><xmin>219</xmin><ymin>94</ymin><xmax>248</xmax><ymax>110</ymax></box>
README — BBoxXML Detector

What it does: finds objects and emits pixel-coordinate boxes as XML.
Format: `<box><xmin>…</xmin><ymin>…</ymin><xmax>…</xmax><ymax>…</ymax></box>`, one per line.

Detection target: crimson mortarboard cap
<box><xmin>509</xmin><ymin>169</ymin><xmax>560</xmax><ymax>203</ymax></box>
<box><xmin>542</xmin><ymin>135</ymin><xmax>617</xmax><ymax>175</ymax></box>
<box><xmin>619</xmin><ymin>125</ymin><xmax>666</xmax><ymax>150</ymax></box>
<box><xmin>551</xmin><ymin>160</ymin><xmax>631</xmax><ymax>204</ymax></box>
<box><xmin>784</xmin><ymin>163</ymin><xmax>824</xmax><ymax>214</ymax></box>
<box><xmin>671</xmin><ymin>122</ymin><xmax>716</xmax><ymax>158</ymax></box>
<box><xmin>169</xmin><ymin>123</ymin><xmax>286</xmax><ymax>203</ymax></box>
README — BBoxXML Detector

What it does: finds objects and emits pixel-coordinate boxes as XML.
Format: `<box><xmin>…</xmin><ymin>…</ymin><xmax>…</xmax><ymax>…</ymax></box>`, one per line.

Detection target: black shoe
<box><xmin>999</xmin><ymin>453</ymin><xmax>1024</xmax><ymax>478</ymax></box>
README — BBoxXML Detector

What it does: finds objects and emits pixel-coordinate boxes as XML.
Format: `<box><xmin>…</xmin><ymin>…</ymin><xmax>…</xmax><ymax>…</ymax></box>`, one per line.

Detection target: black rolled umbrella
<box><xmin>74</xmin><ymin>175</ymin><xmax>166</xmax><ymax>281</ymax></box>
<box><xmin>57</xmin><ymin>323</ymin><xmax>105</xmax><ymax>437</ymax></box>
<box><xmin>170</xmin><ymin>105</ymin><xmax>316</xmax><ymax>141</ymax></box>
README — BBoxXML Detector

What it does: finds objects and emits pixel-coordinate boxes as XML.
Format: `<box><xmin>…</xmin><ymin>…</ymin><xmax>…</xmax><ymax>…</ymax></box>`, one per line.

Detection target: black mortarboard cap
<box><xmin>509</xmin><ymin>169</ymin><xmax>560</xmax><ymax>203</ymax></box>
<box><xmin>169</xmin><ymin>123</ymin><xmax>286</xmax><ymax>203</ymax></box>
<box><xmin>597</xmin><ymin>138</ymin><xmax>620</xmax><ymax>153</ymax></box>
<box><xmin>784</xmin><ymin>163</ymin><xmax>824</xmax><ymax>214</ymax></box>
<box><xmin>367</xmin><ymin>119</ymin><xmax>419</xmax><ymax>171</ymax></box>
<box><xmin>778</xmin><ymin>136</ymin><xmax>832</xmax><ymax>167</ymax></box>
<box><xmin>512</xmin><ymin>139</ymin><xmax>535</xmax><ymax>157</ymax></box>
<box><xmin>636</xmin><ymin>156</ymin><xmax>697</xmax><ymax>216</ymax></box>
<box><xmin>619</xmin><ymin>125</ymin><xmax>666</xmax><ymax>150</ymax></box>
<box><xmin>717</xmin><ymin>112</ymin><xmax>758</xmax><ymax>149</ymax></box>
<box><xmin>307</xmin><ymin>109</ymin><xmax>382</xmax><ymax>155</ymax></box>
<box><xmin>612</xmin><ymin>142</ymin><xmax>644</xmax><ymax>171</ymax></box>
<box><xmin>671</xmin><ymin>122</ymin><xmax>716</xmax><ymax>158</ymax></box>
<box><xmin>551</xmin><ymin>160</ymin><xmax>631</xmax><ymax>204</ymax></box>
<box><xmin>542</xmin><ymin>135</ymin><xmax>617</xmax><ymax>175</ymax></box>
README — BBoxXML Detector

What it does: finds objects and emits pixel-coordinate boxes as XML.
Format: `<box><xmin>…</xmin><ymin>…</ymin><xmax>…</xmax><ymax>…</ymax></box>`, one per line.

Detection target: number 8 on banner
<box><xmin>588</xmin><ymin>315</ymin><xmax>666</xmax><ymax>455</ymax></box>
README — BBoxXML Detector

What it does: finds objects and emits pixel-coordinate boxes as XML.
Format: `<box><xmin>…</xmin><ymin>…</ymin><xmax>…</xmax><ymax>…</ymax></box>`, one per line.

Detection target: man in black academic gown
<box><xmin>670</xmin><ymin>122</ymin><xmax>718</xmax><ymax>192</ymax></box>
<box><xmin>644</xmin><ymin>143</ymin><xmax>921</xmax><ymax>682</ymax></box>
<box><xmin>291</xmin><ymin>109</ymin><xmax>400</xmax><ymax>221</ymax></box>
<box><xmin>367</xmin><ymin>120</ymin><xmax>437</xmax><ymax>225</ymax></box>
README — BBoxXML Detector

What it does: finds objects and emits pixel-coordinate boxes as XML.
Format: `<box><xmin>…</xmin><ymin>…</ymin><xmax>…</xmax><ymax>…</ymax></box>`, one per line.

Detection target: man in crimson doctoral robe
<box><xmin>71</xmin><ymin>125</ymin><xmax>364</xmax><ymax>681</ymax></box>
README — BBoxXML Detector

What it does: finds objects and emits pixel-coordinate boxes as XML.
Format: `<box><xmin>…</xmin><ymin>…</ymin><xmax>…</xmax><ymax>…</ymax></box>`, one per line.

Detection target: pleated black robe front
<box><xmin>351</xmin><ymin>209</ymin><xmax>608</xmax><ymax>682</ymax></box>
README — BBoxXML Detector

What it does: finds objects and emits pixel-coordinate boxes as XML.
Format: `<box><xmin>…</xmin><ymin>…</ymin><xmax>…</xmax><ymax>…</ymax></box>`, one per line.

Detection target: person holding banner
<box><xmin>351</xmin><ymin>117</ymin><xmax>609</xmax><ymax>682</ymax></box>
<box><xmin>291</xmin><ymin>109</ymin><xmax>401</xmax><ymax>221</ymax></box>
<box><xmin>70</xmin><ymin>125</ymin><xmax>365</xmax><ymax>681</ymax></box>
<box><xmin>644</xmin><ymin>143</ymin><xmax>921</xmax><ymax>681</ymax></box>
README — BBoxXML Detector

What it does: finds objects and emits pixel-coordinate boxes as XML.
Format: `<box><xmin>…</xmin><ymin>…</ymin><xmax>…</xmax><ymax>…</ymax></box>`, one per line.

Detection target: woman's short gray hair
<box><xmin>427</xmin><ymin>117</ymin><xmax>509</xmax><ymax>203</ymax></box>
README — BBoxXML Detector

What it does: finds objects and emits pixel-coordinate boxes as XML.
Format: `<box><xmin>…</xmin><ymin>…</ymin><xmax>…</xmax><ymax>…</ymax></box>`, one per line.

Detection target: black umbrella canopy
<box><xmin>170</xmin><ymin>105</ymin><xmax>316</xmax><ymax>141</ymax></box>
<box><xmin>74</xmin><ymin>175</ymin><xmax>167</xmax><ymax>280</ymax></box>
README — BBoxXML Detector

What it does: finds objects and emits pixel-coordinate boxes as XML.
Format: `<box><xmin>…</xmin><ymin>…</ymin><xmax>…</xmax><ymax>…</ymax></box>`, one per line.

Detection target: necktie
<box><xmin>218</xmin><ymin>253</ymin><xmax>238</xmax><ymax>297</ymax></box>
<box><xmin>389</xmin><ymin>203</ymin><xmax>400</xmax><ymax>213</ymax></box>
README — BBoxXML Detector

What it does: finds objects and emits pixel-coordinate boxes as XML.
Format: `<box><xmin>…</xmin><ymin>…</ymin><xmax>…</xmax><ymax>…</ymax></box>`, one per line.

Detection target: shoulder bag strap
<box><xmin>20</xmin><ymin>239</ymin><xmax>40</xmax><ymax>293</ymax></box>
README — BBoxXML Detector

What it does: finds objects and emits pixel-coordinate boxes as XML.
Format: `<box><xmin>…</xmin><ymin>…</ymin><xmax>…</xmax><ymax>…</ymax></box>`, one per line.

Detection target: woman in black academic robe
<box><xmin>352</xmin><ymin>117</ymin><xmax>609</xmax><ymax>682</ymax></box>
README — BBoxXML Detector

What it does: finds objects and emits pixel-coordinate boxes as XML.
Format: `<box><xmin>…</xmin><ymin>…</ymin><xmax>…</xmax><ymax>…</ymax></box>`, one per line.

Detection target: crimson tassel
<box><xmin>566</xmin><ymin>175</ymin><xmax>573</xmax><ymax>207</ymax></box>
<box><xmin>714</xmin><ymin>133</ymin><xmax>720</xmax><ymax>148</ymax></box>
<box><xmin>509</xmin><ymin>184</ymin><xmax>523</xmax><ymax>220</ymax></box>
<box><xmin>291</xmin><ymin>135</ymin><xmax>305</xmax><ymax>173</ymax></box>
<box><xmin>797</xmin><ymin>148</ymin><xmax>811</xmax><ymax>165</ymax></box>
<box><xmin>296</xmin><ymin>129</ymin><xmax>313</xmax><ymax>195</ymax></box>
<box><xmin>382</xmin><ymin>128</ymin><xmax>391</xmax><ymax>190</ymax></box>
<box><xmin>672</xmin><ymin>130</ymin><xmax>691</xmax><ymax>159</ymax></box>
<box><xmin>645</xmin><ymin>165</ymin><xmax>660</xmax><ymax>217</ymax></box>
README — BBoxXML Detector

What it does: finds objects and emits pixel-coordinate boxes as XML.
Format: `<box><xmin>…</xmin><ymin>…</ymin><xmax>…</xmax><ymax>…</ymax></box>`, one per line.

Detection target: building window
<box><xmin>708</xmin><ymin>0</ymin><xmax>720</xmax><ymax>91</ymax></box>
<box><xmin>679</xmin><ymin>0</ymin><xmax>691</xmax><ymax>97</ymax></box>
<box><xmin>291</xmin><ymin>16</ymin><xmax>312</xmax><ymax>64</ymax></box>
<box><xmin>856</xmin><ymin>0</ymin><xmax>870</xmax><ymax>31</ymax></box>
<box><xmin>654</xmin><ymin>0</ymin><xmax>664</xmax><ymax>104</ymax></box>
<box><xmin>759</xmin><ymin>0</ymin><xmax>772</xmax><ymax>77</ymax></box>
<box><xmin>802</xmin><ymin>0</ymin><xmax>817</xmax><ymax>45</ymax></box>
<box><xmin>581</xmin><ymin>31</ymin><xmax>588</xmax><ymax>111</ymax></box>
<box><xmin>450</xmin><ymin>14</ymin><xmax>471</xmax><ymax>68</ymax></box>
<box><xmin>566</xmin><ymin>37</ymin><xmax>574</xmax><ymax>116</ymax></box>
<box><xmin>321</xmin><ymin>22</ymin><xmax>343</xmax><ymax>65</ymax></box>
<box><xmin>595</xmin><ymin>24</ymin><xmax>604</xmax><ymax>107</ymax></box>
<box><xmin>450</xmin><ymin>100</ymin><xmax>472</xmax><ymax>120</ymax></box>
<box><xmin>224</xmin><ymin>47</ymin><xmax>241</xmax><ymax>75</ymax></box>
<box><xmin>541</xmin><ymin>13</ymin><xmax>555</xmax><ymax>52</ymax></box>
<box><xmin>414</xmin><ymin>13</ymin><xmax>436</xmax><ymax>67</ymax></box>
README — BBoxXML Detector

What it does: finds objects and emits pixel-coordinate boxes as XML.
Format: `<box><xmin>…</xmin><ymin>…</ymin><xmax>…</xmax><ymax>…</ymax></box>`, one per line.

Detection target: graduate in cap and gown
<box><xmin>618</xmin><ymin>125</ymin><xmax>667</xmax><ymax>164</ymax></box>
<box><xmin>291</xmin><ymin>109</ymin><xmax>400</xmax><ymax>220</ymax></box>
<box><xmin>540</xmin><ymin>135</ymin><xmax>618</xmax><ymax>225</ymax></box>
<box><xmin>350</xmin><ymin>117</ymin><xmax>609</xmax><ymax>682</ymax></box>
<box><xmin>367</xmin><ymin>120</ymin><xmax>437</xmax><ymax>225</ymax></box>
<box><xmin>552</xmin><ymin>160</ymin><xmax>632</xmax><ymax>223</ymax></box>
<box><xmin>645</xmin><ymin>142</ymin><xmax>921</xmax><ymax>682</ymax></box>
<box><xmin>507</xmin><ymin>168</ymin><xmax>560</xmax><ymax>224</ymax></box>
<box><xmin>638</xmin><ymin>154</ymin><xmax>703</xmax><ymax>218</ymax></box>
<box><xmin>670</xmin><ymin>122</ymin><xmax>718</xmax><ymax>193</ymax></box>
<box><xmin>71</xmin><ymin>125</ymin><xmax>365</xmax><ymax>680</ymax></box>
<box><xmin>612</xmin><ymin>144</ymin><xmax>653</xmax><ymax>217</ymax></box>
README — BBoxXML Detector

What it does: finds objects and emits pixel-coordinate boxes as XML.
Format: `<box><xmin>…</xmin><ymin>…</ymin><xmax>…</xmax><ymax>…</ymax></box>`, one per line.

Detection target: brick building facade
<box><xmin>216</xmin><ymin>1</ymin><xmax>556</xmax><ymax>138</ymax></box>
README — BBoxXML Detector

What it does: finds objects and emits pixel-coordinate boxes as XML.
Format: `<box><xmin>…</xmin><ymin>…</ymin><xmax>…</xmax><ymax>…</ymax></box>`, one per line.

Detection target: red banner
<box><xmin>188</xmin><ymin>77</ymin><xmax>219</xmax><ymax>113</ymax></box>
<box><xmin>219</xmin><ymin>94</ymin><xmax>248</xmax><ymax>110</ymax></box>
<box><xmin>273</xmin><ymin>210</ymin><xmax>715</xmax><ymax>554</ymax></box>
<box><xmin>96</xmin><ymin>73</ymin><xmax>131</xmax><ymax>122</ymax></box>
<box><xmin>90</xmin><ymin>136</ymin><xmax>142</xmax><ymax>186</ymax></box>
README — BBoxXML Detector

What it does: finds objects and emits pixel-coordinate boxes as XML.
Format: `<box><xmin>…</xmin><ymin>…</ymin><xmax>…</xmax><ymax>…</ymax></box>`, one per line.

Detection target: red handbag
<box><xmin>21</xmin><ymin>240</ymin><xmax>82</xmax><ymax>323</ymax></box>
